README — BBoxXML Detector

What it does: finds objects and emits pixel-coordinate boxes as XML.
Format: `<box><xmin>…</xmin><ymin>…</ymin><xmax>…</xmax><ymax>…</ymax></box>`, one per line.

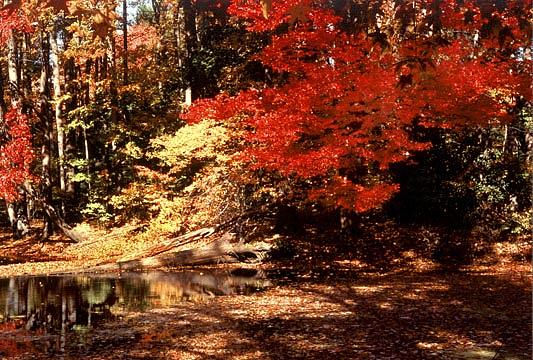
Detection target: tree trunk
<box><xmin>151</xmin><ymin>0</ymin><xmax>161</xmax><ymax>25</ymax></box>
<box><xmin>40</xmin><ymin>32</ymin><xmax>54</xmax><ymax>239</ymax></box>
<box><xmin>7</xmin><ymin>32</ymin><xmax>18</xmax><ymax>96</ymax></box>
<box><xmin>122</xmin><ymin>0</ymin><xmax>128</xmax><ymax>86</ymax></box>
<box><xmin>6</xmin><ymin>202</ymin><xmax>17</xmax><ymax>234</ymax></box>
<box><xmin>64</xmin><ymin>58</ymin><xmax>77</xmax><ymax>196</ymax></box>
<box><xmin>22</xmin><ymin>182</ymin><xmax>85</xmax><ymax>243</ymax></box>
<box><xmin>0</xmin><ymin>57</ymin><xmax>6</xmax><ymax>119</ymax></box>
<box><xmin>182</xmin><ymin>0</ymin><xmax>198</xmax><ymax>104</ymax></box>
<box><xmin>118</xmin><ymin>239</ymin><xmax>271</xmax><ymax>270</ymax></box>
<box><xmin>21</xmin><ymin>34</ymin><xmax>32</xmax><ymax>101</ymax></box>
<box><xmin>50</xmin><ymin>27</ymin><xmax>67</xmax><ymax>199</ymax></box>
<box><xmin>526</xmin><ymin>128</ymin><xmax>533</xmax><ymax>166</ymax></box>
<box><xmin>122</xmin><ymin>0</ymin><xmax>130</xmax><ymax>123</ymax></box>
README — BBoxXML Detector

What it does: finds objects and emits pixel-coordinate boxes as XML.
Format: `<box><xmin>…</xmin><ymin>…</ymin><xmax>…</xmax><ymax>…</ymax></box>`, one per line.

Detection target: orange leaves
<box><xmin>124</xmin><ymin>24</ymin><xmax>158</xmax><ymax>52</ymax></box>
<box><xmin>114</xmin><ymin>23</ymin><xmax>159</xmax><ymax>69</ymax></box>
<box><xmin>68</xmin><ymin>0</ymin><xmax>118</xmax><ymax>39</ymax></box>
<box><xmin>0</xmin><ymin>0</ymin><xmax>118</xmax><ymax>50</ymax></box>
<box><xmin>183</xmin><ymin>0</ymin><xmax>530</xmax><ymax>213</ymax></box>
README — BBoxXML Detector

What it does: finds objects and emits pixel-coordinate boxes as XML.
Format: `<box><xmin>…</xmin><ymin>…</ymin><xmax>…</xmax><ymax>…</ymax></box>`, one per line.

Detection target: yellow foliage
<box><xmin>149</xmin><ymin>119</ymin><xmax>235</xmax><ymax>175</ymax></box>
<box><xmin>109</xmin><ymin>119</ymin><xmax>247</xmax><ymax>243</ymax></box>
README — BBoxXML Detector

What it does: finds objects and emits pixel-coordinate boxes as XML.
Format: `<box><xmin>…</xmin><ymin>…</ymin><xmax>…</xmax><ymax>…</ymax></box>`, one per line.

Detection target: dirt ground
<box><xmin>0</xmin><ymin>225</ymin><xmax>531</xmax><ymax>359</ymax></box>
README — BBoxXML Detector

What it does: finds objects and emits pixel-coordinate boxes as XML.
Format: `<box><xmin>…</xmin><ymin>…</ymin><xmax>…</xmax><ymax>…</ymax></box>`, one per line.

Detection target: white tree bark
<box><xmin>50</xmin><ymin>28</ymin><xmax>66</xmax><ymax>193</ymax></box>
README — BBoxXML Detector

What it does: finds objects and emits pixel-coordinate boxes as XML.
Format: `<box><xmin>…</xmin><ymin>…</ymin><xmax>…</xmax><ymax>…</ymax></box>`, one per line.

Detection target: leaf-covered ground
<box><xmin>0</xmin><ymin>225</ymin><xmax>531</xmax><ymax>359</ymax></box>
<box><xmin>2</xmin><ymin>268</ymin><xmax>530</xmax><ymax>359</ymax></box>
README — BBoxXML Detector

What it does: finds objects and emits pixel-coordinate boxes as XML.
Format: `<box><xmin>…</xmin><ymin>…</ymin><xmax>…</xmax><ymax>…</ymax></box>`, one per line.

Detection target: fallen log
<box><xmin>117</xmin><ymin>238</ymin><xmax>272</xmax><ymax>271</ymax></box>
<box><xmin>140</xmin><ymin>227</ymin><xmax>217</xmax><ymax>259</ymax></box>
<box><xmin>64</xmin><ymin>238</ymin><xmax>271</xmax><ymax>274</ymax></box>
<box><xmin>117</xmin><ymin>211</ymin><xmax>270</xmax><ymax>263</ymax></box>
<box><xmin>62</xmin><ymin>212</ymin><xmax>274</xmax><ymax>274</ymax></box>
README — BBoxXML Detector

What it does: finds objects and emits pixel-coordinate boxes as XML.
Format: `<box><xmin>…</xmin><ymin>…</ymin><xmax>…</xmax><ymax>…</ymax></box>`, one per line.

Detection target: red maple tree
<box><xmin>184</xmin><ymin>0</ymin><xmax>530</xmax><ymax>212</ymax></box>
<box><xmin>0</xmin><ymin>108</ymin><xmax>35</xmax><ymax>202</ymax></box>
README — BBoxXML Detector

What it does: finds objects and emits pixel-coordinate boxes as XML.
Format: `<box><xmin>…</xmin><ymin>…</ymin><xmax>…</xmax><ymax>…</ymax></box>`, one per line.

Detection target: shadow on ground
<box><xmin>3</xmin><ymin>269</ymin><xmax>527</xmax><ymax>360</ymax></box>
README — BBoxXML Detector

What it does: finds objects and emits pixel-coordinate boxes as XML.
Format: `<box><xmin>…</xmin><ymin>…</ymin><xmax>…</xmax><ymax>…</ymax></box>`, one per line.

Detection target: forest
<box><xmin>0</xmin><ymin>0</ymin><xmax>531</xmax><ymax>359</ymax></box>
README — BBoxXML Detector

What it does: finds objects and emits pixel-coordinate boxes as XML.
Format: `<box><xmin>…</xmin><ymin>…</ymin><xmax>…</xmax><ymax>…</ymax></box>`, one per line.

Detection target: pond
<box><xmin>0</xmin><ymin>269</ymin><xmax>271</xmax><ymax>358</ymax></box>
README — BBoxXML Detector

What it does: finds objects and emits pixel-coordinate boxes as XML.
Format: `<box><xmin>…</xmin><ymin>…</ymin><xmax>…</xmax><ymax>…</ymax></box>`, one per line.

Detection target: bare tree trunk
<box><xmin>182</xmin><ymin>0</ymin><xmax>197</xmax><ymax>105</ymax></box>
<box><xmin>172</xmin><ymin>2</ymin><xmax>184</xmax><ymax>101</ymax></box>
<box><xmin>109</xmin><ymin>36</ymin><xmax>118</xmax><ymax>127</ymax></box>
<box><xmin>122</xmin><ymin>0</ymin><xmax>130</xmax><ymax>123</ymax></box>
<box><xmin>40</xmin><ymin>32</ymin><xmax>54</xmax><ymax>239</ymax></box>
<box><xmin>50</xmin><ymin>27</ymin><xmax>67</xmax><ymax>200</ymax></box>
<box><xmin>83</xmin><ymin>59</ymin><xmax>92</xmax><ymax>190</ymax></box>
<box><xmin>6</xmin><ymin>202</ymin><xmax>17</xmax><ymax>234</ymax></box>
<box><xmin>19</xmin><ymin>34</ymin><xmax>33</xmax><ymax>229</ymax></box>
<box><xmin>22</xmin><ymin>182</ymin><xmax>85</xmax><ymax>243</ymax></box>
<box><xmin>151</xmin><ymin>0</ymin><xmax>161</xmax><ymax>25</ymax></box>
<box><xmin>7</xmin><ymin>31</ymin><xmax>19</xmax><ymax>234</ymax></box>
<box><xmin>64</xmin><ymin>58</ymin><xmax>77</xmax><ymax>196</ymax></box>
<box><xmin>21</xmin><ymin>34</ymin><xmax>32</xmax><ymax>101</ymax></box>
<box><xmin>7</xmin><ymin>33</ymin><xmax>18</xmax><ymax>96</ymax></box>
<box><xmin>5</xmin><ymin>31</ymin><xmax>18</xmax><ymax>233</ymax></box>
<box><xmin>526</xmin><ymin>129</ymin><xmax>533</xmax><ymax>166</ymax></box>
<box><xmin>0</xmin><ymin>61</ymin><xmax>6</xmax><ymax>124</ymax></box>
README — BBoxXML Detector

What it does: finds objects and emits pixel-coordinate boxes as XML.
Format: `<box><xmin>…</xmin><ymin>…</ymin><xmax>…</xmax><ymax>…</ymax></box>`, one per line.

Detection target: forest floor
<box><xmin>0</xmin><ymin>223</ymin><xmax>531</xmax><ymax>359</ymax></box>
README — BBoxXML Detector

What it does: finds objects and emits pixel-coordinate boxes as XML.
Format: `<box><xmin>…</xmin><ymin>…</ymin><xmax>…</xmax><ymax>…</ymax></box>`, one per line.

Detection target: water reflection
<box><xmin>0</xmin><ymin>270</ymin><xmax>270</xmax><ymax>358</ymax></box>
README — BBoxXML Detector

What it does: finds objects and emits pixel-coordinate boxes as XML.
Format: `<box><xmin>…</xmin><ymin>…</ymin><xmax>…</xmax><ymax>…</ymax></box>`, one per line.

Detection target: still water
<box><xmin>0</xmin><ymin>270</ymin><xmax>270</xmax><ymax>358</ymax></box>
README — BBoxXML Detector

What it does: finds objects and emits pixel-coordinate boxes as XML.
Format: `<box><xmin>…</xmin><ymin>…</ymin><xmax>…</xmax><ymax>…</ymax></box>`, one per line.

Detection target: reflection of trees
<box><xmin>117</xmin><ymin>271</ymin><xmax>271</xmax><ymax>306</ymax></box>
<box><xmin>116</xmin><ymin>277</ymin><xmax>151</xmax><ymax>311</ymax></box>
<box><xmin>0</xmin><ymin>276</ymin><xmax>116</xmax><ymax>334</ymax></box>
<box><xmin>0</xmin><ymin>270</ymin><xmax>270</xmax><ymax>354</ymax></box>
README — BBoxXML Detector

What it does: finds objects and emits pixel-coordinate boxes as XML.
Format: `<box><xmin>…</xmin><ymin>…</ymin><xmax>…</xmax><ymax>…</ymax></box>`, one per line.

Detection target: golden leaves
<box><xmin>260</xmin><ymin>0</ymin><xmax>271</xmax><ymax>19</ymax></box>
<box><xmin>68</xmin><ymin>0</ymin><xmax>118</xmax><ymax>39</ymax></box>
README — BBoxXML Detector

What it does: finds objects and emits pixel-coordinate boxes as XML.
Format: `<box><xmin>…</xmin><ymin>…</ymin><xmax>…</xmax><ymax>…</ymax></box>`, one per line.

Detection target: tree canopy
<box><xmin>0</xmin><ymin>0</ymin><xmax>530</xmax><ymax>243</ymax></box>
<box><xmin>184</xmin><ymin>0</ymin><xmax>531</xmax><ymax>212</ymax></box>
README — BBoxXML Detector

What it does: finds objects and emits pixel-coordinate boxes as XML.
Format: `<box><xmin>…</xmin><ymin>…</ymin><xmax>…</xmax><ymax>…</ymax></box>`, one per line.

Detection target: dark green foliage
<box><xmin>382</xmin><ymin>108</ymin><xmax>532</xmax><ymax>266</ymax></box>
<box><xmin>389</xmin><ymin>112</ymin><xmax>531</xmax><ymax>233</ymax></box>
<box><xmin>189</xmin><ymin>25</ymin><xmax>270</xmax><ymax>98</ymax></box>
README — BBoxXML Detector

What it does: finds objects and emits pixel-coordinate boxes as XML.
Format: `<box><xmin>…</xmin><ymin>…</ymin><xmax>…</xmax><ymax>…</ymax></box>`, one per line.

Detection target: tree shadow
<box><xmin>0</xmin><ymin>257</ymin><xmax>23</xmax><ymax>266</ymax></box>
<box><xmin>60</xmin><ymin>270</ymin><xmax>531</xmax><ymax>359</ymax></box>
<box><xmin>294</xmin><ymin>272</ymin><xmax>531</xmax><ymax>359</ymax></box>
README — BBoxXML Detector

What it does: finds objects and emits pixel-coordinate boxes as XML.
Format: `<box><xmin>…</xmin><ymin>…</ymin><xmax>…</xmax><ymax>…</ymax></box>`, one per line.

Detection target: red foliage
<box><xmin>0</xmin><ymin>2</ymin><xmax>33</xmax><ymax>46</ymax></box>
<box><xmin>183</xmin><ymin>0</ymin><xmax>531</xmax><ymax>212</ymax></box>
<box><xmin>115</xmin><ymin>23</ymin><xmax>159</xmax><ymax>69</ymax></box>
<box><xmin>0</xmin><ymin>108</ymin><xmax>35</xmax><ymax>202</ymax></box>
